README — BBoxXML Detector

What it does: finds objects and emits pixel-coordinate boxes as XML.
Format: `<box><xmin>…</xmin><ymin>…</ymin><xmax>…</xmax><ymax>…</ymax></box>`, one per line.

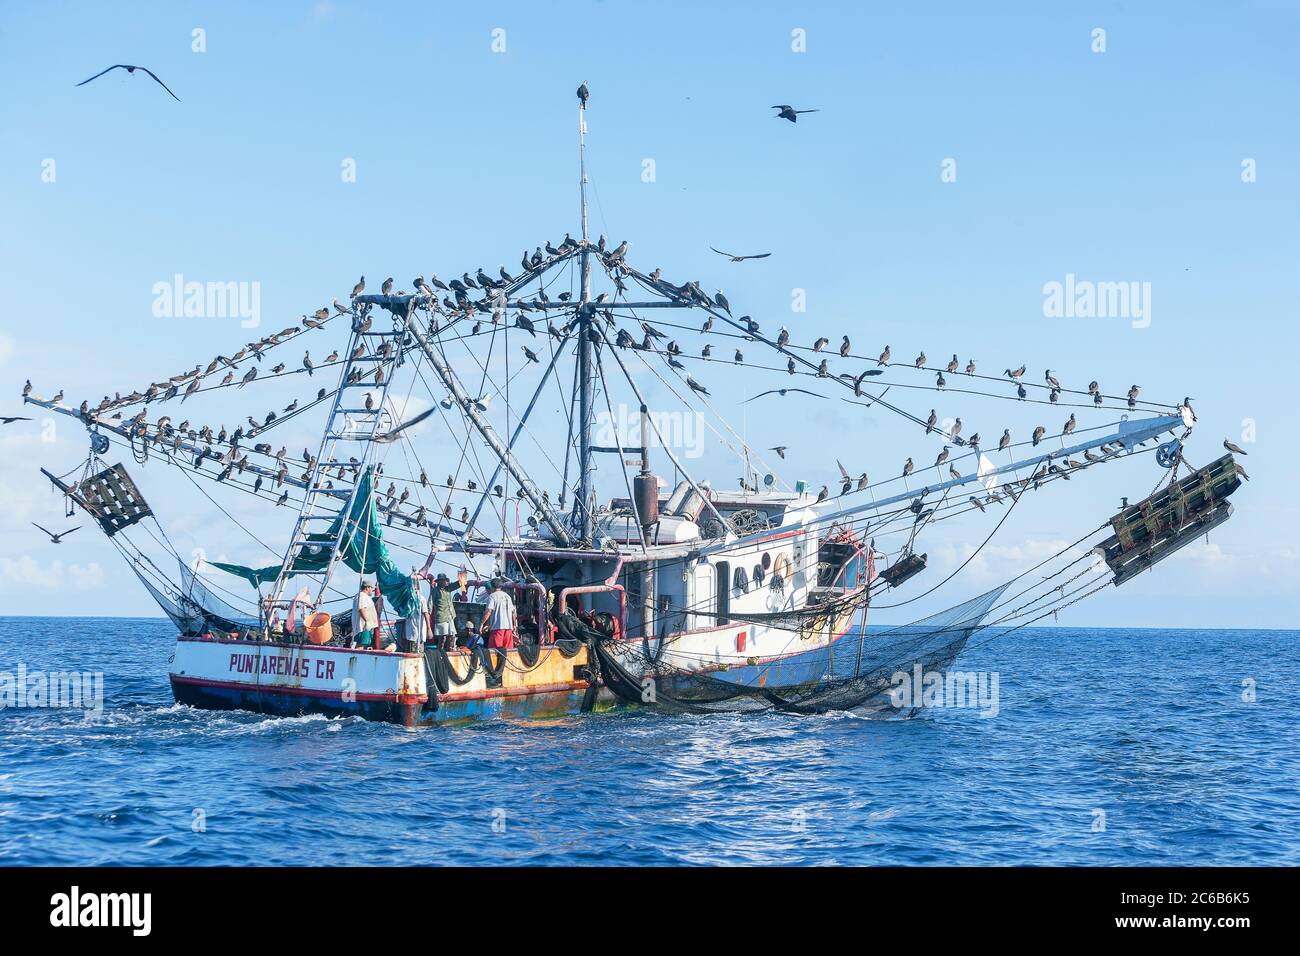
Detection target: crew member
<box><xmin>352</xmin><ymin>580</ymin><xmax>378</xmax><ymax>648</ymax></box>
<box><xmin>479</xmin><ymin>577</ymin><xmax>517</xmax><ymax>650</ymax></box>
<box><xmin>431</xmin><ymin>572</ymin><xmax>458</xmax><ymax>651</ymax></box>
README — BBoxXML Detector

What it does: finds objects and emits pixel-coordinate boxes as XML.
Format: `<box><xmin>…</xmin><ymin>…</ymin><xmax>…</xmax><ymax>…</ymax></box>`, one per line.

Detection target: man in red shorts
<box><xmin>478</xmin><ymin>577</ymin><xmax>517</xmax><ymax>650</ymax></box>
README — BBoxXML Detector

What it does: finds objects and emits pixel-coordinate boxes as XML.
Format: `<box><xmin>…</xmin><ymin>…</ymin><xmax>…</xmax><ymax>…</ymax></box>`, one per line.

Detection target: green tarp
<box><xmin>211</xmin><ymin>467</ymin><xmax>418</xmax><ymax>617</ymax></box>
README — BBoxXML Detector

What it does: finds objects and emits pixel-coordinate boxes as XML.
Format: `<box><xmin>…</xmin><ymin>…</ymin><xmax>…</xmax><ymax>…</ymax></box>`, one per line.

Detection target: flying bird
<box><xmin>1</xmin><ymin>416</ymin><xmax>32</xmax><ymax>425</ymax></box>
<box><xmin>76</xmin><ymin>64</ymin><xmax>180</xmax><ymax>101</ymax></box>
<box><xmin>33</xmin><ymin>523</ymin><xmax>80</xmax><ymax>544</ymax></box>
<box><xmin>744</xmin><ymin>388</ymin><xmax>825</xmax><ymax>402</ymax></box>
<box><xmin>710</xmin><ymin>247</ymin><xmax>771</xmax><ymax>262</ymax></box>
<box><xmin>372</xmin><ymin>407</ymin><xmax>437</xmax><ymax>444</ymax></box>
<box><xmin>772</xmin><ymin>105</ymin><xmax>819</xmax><ymax>123</ymax></box>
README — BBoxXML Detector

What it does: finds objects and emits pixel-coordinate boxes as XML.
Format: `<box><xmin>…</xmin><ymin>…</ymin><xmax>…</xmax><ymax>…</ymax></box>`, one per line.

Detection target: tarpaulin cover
<box><xmin>210</xmin><ymin>467</ymin><xmax>418</xmax><ymax>617</ymax></box>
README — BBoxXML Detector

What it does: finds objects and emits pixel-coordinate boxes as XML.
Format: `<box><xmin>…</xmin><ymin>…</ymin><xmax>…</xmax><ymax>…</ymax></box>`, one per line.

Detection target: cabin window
<box><xmin>715</xmin><ymin>560</ymin><xmax>731</xmax><ymax>625</ymax></box>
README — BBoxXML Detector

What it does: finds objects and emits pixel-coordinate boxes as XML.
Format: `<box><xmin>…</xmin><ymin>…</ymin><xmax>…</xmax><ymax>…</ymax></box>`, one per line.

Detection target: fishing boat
<box><xmin>24</xmin><ymin>84</ymin><xmax>1245</xmax><ymax>727</ymax></box>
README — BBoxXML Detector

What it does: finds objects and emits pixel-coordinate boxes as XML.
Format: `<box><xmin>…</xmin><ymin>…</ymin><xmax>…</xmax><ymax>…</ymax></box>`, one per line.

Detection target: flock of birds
<box><xmin>12</xmin><ymin>74</ymin><xmax>1249</xmax><ymax>548</ymax></box>
<box><xmin>14</xmin><ymin>228</ymin><xmax>1252</xmax><ymax>542</ymax></box>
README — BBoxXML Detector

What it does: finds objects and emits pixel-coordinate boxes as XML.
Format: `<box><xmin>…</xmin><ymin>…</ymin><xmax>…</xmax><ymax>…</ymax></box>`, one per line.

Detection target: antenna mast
<box><xmin>574</xmin><ymin>81</ymin><xmax>596</xmax><ymax>542</ymax></box>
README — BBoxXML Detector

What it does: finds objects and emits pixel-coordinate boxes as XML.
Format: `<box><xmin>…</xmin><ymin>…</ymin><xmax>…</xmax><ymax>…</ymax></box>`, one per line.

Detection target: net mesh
<box><xmin>589</xmin><ymin>583</ymin><xmax>1009</xmax><ymax>715</ymax></box>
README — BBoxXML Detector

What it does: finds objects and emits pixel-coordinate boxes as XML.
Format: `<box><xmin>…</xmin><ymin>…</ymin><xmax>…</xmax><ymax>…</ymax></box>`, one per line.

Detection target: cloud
<box><xmin>307</xmin><ymin>1</ymin><xmax>337</xmax><ymax>26</ymax></box>
<box><xmin>930</xmin><ymin>536</ymin><xmax>1085</xmax><ymax>583</ymax></box>
<box><xmin>0</xmin><ymin>555</ymin><xmax>105</xmax><ymax>592</ymax></box>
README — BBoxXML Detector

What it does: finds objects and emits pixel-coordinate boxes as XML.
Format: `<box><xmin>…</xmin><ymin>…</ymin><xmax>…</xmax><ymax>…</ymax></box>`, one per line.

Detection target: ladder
<box><xmin>262</xmin><ymin>310</ymin><xmax>405</xmax><ymax>626</ymax></box>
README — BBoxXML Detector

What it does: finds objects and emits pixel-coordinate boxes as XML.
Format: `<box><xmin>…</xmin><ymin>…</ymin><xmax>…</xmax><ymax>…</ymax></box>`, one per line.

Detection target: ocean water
<box><xmin>0</xmin><ymin>616</ymin><xmax>1295</xmax><ymax>866</ymax></box>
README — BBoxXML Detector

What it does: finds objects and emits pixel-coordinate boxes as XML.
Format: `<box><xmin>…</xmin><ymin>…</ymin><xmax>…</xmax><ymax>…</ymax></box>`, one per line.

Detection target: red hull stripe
<box><xmin>169</xmin><ymin>674</ymin><xmax>426</xmax><ymax>704</ymax></box>
<box><xmin>438</xmin><ymin>680</ymin><xmax>589</xmax><ymax>703</ymax></box>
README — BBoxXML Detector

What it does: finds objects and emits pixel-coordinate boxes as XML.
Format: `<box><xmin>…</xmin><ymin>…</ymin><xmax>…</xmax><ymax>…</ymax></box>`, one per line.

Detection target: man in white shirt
<box><xmin>478</xmin><ymin>577</ymin><xmax>517</xmax><ymax>650</ymax></box>
<box><xmin>352</xmin><ymin>581</ymin><xmax>378</xmax><ymax>648</ymax></box>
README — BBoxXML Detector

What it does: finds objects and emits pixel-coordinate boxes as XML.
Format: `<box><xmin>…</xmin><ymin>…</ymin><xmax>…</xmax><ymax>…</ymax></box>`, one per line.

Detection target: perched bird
<box><xmin>935</xmin><ymin>446</ymin><xmax>951</xmax><ymax>467</ymax></box>
<box><xmin>1062</xmin><ymin>413</ymin><xmax>1077</xmax><ymax>436</ymax></box>
<box><xmin>840</xmin><ymin>336</ymin><xmax>851</xmax><ymax>358</ymax></box>
<box><xmin>772</xmin><ymin>104</ymin><xmax>819</xmax><ymax>123</ymax></box>
<box><xmin>351</xmin><ymin>276</ymin><xmax>365</xmax><ymax>299</ymax></box>
<box><xmin>1005</xmin><ymin>365</ymin><xmax>1026</xmax><ymax>380</ymax></box>
<box><xmin>685</xmin><ymin>375</ymin><xmax>709</xmax><ymax>396</ymax></box>
<box><xmin>710</xmin><ymin>247</ymin><xmax>771</xmax><ymax>262</ymax></box>
<box><xmin>577</xmin><ymin>81</ymin><xmax>589</xmax><ymax>106</ymax></box>
<box><xmin>1032</xmin><ymin>425</ymin><xmax>1046</xmax><ymax>446</ymax></box>
<box><xmin>1045</xmin><ymin>369</ymin><xmax>1061</xmax><ymax>389</ymax></box>
<box><xmin>965</xmin><ymin>359</ymin><xmax>977</xmax><ymax>375</ymax></box>
<box><xmin>522</xmin><ymin>346</ymin><xmax>539</xmax><ymax>364</ymax></box>
<box><xmin>926</xmin><ymin>409</ymin><xmax>938</xmax><ymax>434</ymax></box>
<box><xmin>816</xmin><ymin>484</ymin><xmax>829</xmax><ymax>504</ymax></box>
<box><xmin>970</xmin><ymin>496</ymin><xmax>986</xmax><ymax>513</ymax></box>
<box><xmin>1223</xmin><ymin>438</ymin><xmax>1248</xmax><ymax>456</ymax></box>
<box><xmin>902</xmin><ymin>458</ymin><xmax>914</xmax><ymax>478</ymax></box>
<box><xmin>76</xmin><ymin>64</ymin><xmax>180</xmax><ymax>101</ymax></box>
<box><xmin>914</xmin><ymin>351</ymin><xmax>926</xmax><ymax>368</ymax></box>
<box><xmin>1234</xmin><ymin>463</ymin><xmax>1250</xmax><ymax>482</ymax></box>
<box><xmin>302</xmin><ymin>352</ymin><xmax>314</xmax><ymax>376</ymax></box>
<box><xmin>32</xmin><ymin>523</ymin><xmax>80</xmax><ymax>544</ymax></box>
<box><xmin>813</xmin><ymin>337</ymin><xmax>829</xmax><ymax>352</ymax></box>
<box><xmin>946</xmin><ymin>354</ymin><xmax>959</xmax><ymax>374</ymax></box>
<box><xmin>998</xmin><ymin>429</ymin><xmax>1011</xmax><ymax>452</ymax></box>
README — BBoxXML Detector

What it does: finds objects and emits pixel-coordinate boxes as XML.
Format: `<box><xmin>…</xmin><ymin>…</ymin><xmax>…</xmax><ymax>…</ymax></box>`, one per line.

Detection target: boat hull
<box><xmin>167</xmin><ymin>634</ymin><xmax>610</xmax><ymax>727</ymax></box>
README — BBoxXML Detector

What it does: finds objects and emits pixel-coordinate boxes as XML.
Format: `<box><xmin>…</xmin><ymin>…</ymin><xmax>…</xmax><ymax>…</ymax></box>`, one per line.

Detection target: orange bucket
<box><xmin>305</xmin><ymin>611</ymin><xmax>333</xmax><ymax>645</ymax></box>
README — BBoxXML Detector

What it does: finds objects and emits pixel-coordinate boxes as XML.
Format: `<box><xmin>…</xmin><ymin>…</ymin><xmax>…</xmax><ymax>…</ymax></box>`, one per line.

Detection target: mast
<box><xmin>574</xmin><ymin>81</ymin><xmax>596</xmax><ymax>543</ymax></box>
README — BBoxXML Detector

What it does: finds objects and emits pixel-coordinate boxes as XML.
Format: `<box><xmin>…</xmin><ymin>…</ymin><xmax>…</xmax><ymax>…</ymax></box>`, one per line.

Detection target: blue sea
<box><xmin>0</xmin><ymin>616</ymin><xmax>1295</xmax><ymax>866</ymax></box>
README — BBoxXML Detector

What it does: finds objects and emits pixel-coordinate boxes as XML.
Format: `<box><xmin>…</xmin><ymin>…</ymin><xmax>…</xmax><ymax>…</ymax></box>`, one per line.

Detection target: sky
<box><xmin>0</xmin><ymin>0</ymin><xmax>1296</xmax><ymax>627</ymax></box>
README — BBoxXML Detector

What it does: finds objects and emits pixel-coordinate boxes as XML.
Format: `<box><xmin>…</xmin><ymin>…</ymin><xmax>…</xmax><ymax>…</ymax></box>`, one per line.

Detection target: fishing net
<box><xmin>588</xmin><ymin>583</ymin><xmax>1009</xmax><ymax>716</ymax></box>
